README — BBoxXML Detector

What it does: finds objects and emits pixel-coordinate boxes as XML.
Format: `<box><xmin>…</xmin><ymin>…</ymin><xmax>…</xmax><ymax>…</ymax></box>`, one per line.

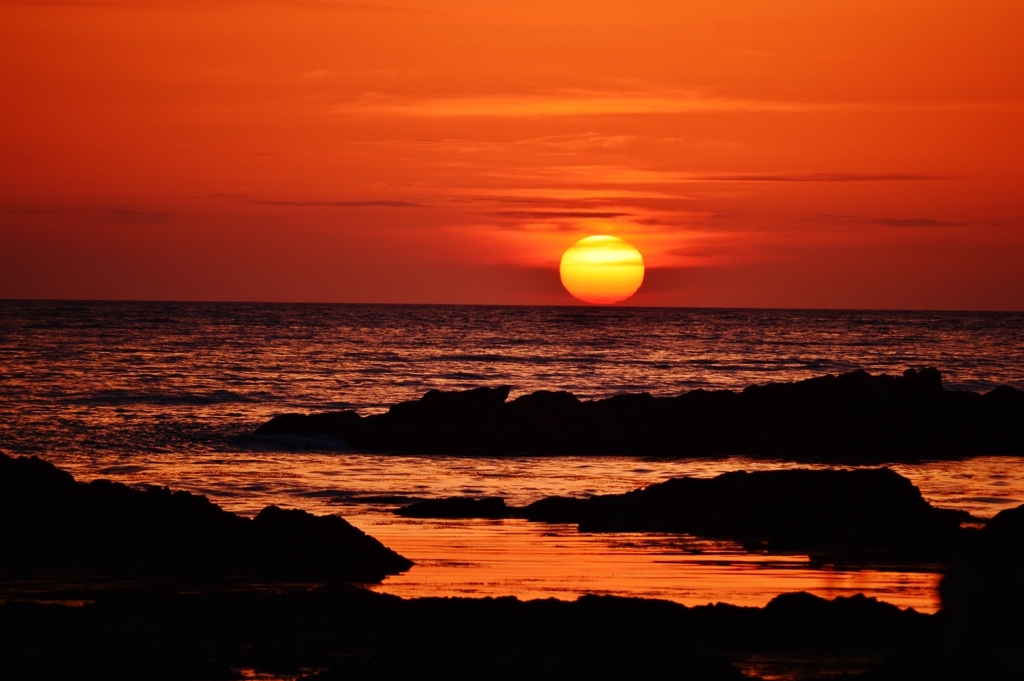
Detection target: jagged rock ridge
<box><xmin>256</xmin><ymin>368</ymin><xmax>1024</xmax><ymax>460</ymax></box>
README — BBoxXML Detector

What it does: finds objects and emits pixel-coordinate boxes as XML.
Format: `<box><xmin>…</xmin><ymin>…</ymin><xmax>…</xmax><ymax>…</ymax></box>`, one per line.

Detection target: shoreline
<box><xmin>1</xmin><ymin>447</ymin><xmax>1020</xmax><ymax>678</ymax></box>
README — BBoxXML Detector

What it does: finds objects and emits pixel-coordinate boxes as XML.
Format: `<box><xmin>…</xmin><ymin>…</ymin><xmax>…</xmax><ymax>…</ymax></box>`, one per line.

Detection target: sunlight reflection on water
<box><xmin>52</xmin><ymin>452</ymin><xmax>1024</xmax><ymax>613</ymax></box>
<box><xmin>3</xmin><ymin>302</ymin><xmax>1023</xmax><ymax>612</ymax></box>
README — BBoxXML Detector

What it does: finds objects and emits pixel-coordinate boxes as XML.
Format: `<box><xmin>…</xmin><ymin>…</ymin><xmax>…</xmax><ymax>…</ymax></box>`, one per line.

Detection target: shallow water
<box><xmin>2</xmin><ymin>301</ymin><xmax>1023</xmax><ymax>611</ymax></box>
<box><xmin>52</xmin><ymin>451</ymin><xmax>1024</xmax><ymax>613</ymax></box>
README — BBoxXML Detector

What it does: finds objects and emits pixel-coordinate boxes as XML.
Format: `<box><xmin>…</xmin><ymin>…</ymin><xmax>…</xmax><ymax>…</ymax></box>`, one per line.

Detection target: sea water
<box><xmin>2</xmin><ymin>301</ymin><xmax>1023</xmax><ymax>610</ymax></box>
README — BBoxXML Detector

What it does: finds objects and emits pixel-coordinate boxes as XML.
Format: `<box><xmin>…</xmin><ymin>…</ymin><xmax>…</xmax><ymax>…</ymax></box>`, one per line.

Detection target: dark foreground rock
<box><xmin>0</xmin><ymin>453</ymin><xmax>1014</xmax><ymax>679</ymax></box>
<box><xmin>0</xmin><ymin>452</ymin><xmax>411</xmax><ymax>583</ymax></box>
<box><xmin>853</xmin><ymin>504</ymin><xmax>1024</xmax><ymax>680</ymax></box>
<box><xmin>255</xmin><ymin>368</ymin><xmax>1024</xmax><ymax>460</ymax></box>
<box><xmin>398</xmin><ymin>468</ymin><xmax>972</xmax><ymax>563</ymax></box>
<box><xmin>922</xmin><ymin>502</ymin><xmax>1024</xmax><ymax>678</ymax></box>
<box><xmin>941</xmin><ymin>503</ymin><xmax>1024</xmax><ymax>635</ymax></box>
<box><xmin>0</xmin><ymin>583</ymin><xmax>937</xmax><ymax>681</ymax></box>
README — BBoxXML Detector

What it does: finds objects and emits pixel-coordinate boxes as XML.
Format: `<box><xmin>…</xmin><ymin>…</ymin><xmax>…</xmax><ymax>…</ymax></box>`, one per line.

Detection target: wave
<box><xmin>67</xmin><ymin>389</ymin><xmax>259</xmax><ymax>407</ymax></box>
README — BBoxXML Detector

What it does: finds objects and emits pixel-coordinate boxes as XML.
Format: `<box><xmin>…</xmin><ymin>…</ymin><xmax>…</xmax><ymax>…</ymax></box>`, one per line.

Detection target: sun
<box><xmin>559</xmin><ymin>235</ymin><xmax>645</xmax><ymax>304</ymax></box>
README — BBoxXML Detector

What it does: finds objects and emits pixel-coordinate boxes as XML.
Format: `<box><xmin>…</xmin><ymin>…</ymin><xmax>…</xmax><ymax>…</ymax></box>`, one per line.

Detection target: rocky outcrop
<box><xmin>397</xmin><ymin>468</ymin><xmax>973</xmax><ymax>562</ymax></box>
<box><xmin>849</xmin><ymin>502</ymin><xmax>1024</xmax><ymax>679</ymax></box>
<box><xmin>255</xmin><ymin>368</ymin><xmax>1024</xmax><ymax>460</ymax></box>
<box><xmin>397</xmin><ymin>495</ymin><xmax>511</xmax><ymax>519</ymax></box>
<box><xmin>0</xmin><ymin>584</ymin><xmax>937</xmax><ymax>681</ymax></box>
<box><xmin>0</xmin><ymin>452</ymin><xmax>411</xmax><ymax>583</ymax></box>
<box><xmin>940</xmin><ymin>502</ymin><xmax>1024</xmax><ymax>642</ymax></box>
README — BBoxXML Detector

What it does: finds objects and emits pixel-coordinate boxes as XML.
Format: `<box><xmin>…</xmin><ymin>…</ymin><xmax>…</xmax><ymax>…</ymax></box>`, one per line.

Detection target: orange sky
<box><xmin>1</xmin><ymin>0</ymin><xmax>1022</xmax><ymax>308</ymax></box>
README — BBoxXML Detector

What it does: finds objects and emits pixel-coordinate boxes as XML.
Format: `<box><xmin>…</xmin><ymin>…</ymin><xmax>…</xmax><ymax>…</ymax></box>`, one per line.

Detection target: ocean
<box><xmin>2</xmin><ymin>300</ymin><xmax>1023</xmax><ymax>610</ymax></box>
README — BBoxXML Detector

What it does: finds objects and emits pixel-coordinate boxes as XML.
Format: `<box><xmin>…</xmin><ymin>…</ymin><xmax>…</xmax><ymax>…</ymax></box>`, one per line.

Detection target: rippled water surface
<box><xmin>2</xmin><ymin>301</ymin><xmax>1023</xmax><ymax>611</ymax></box>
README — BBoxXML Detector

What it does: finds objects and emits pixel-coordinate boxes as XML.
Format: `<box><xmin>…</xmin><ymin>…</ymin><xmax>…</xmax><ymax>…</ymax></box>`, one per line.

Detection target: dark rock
<box><xmin>857</xmin><ymin>645</ymin><xmax>1024</xmax><ymax>681</ymax></box>
<box><xmin>940</xmin><ymin>502</ymin><xmax>1024</xmax><ymax>642</ymax></box>
<box><xmin>253</xmin><ymin>410</ymin><xmax>361</xmax><ymax>437</ymax></box>
<box><xmin>0</xmin><ymin>461</ymin><xmax>952</xmax><ymax>677</ymax></box>
<box><xmin>823</xmin><ymin>502</ymin><xmax>1024</xmax><ymax>679</ymax></box>
<box><xmin>389</xmin><ymin>385</ymin><xmax>511</xmax><ymax>420</ymax></box>
<box><xmin>0</xmin><ymin>452</ymin><xmax>411</xmax><ymax>583</ymax></box>
<box><xmin>0</xmin><ymin>584</ymin><xmax>941</xmax><ymax>681</ymax></box>
<box><xmin>398</xmin><ymin>468</ymin><xmax>972</xmax><ymax>562</ymax></box>
<box><xmin>693</xmin><ymin>591</ymin><xmax>937</xmax><ymax>654</ymax></box>
<box><xmin>515</xmin><ymin>494</ymin><xmax>591</xmax><ymax>523</ymax></box>
<box><xmin>254</xmin><ymin>368</ymin><xmax>1024</xmax><ymax>460</ymax></box>
<box><xmin>395</xmin><ymin>496</ymin><xmax>510</xmax><ymax>519</ymax></box>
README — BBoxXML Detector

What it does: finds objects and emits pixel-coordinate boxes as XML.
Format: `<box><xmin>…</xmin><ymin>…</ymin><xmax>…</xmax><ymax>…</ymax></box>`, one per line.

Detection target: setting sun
<box><xmin>559</xmin><ymin>235</ymin><xmax>645</xmax><ymax>304</ymax></box>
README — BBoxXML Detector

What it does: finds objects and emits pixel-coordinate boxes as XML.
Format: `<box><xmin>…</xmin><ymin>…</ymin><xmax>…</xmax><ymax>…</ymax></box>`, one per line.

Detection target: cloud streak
<box><xmin>0</xmin><ymin>205</ymin><xmax>174</xmax><ymax>224</ymax></box>
<box><xmin>876</xmin><ymin>218</ymin><xmax>969</xmax><ymax>228</ymax></box>
<box><xmin>500</xmin><ymin>166</ymin><xmax>953</xmax><ymax>187</ymax></box>
<box><xmin>337</xmin><ymin>91</ymin><xmax>831</xmax><ymax>118</ymax></box>
<box><xmin>819</xmin><ymin>214</ymin><xmax>969</xmax><ymax>228</ymax></box>
<box><xmin>694</xmin><ymin>172</ymin><xmax>950</xmax><ymax>183</ymax></box>
<box><xmin>250</xmin><ymin>200</ymin><xmax>422</xmax><ymax>208</ymax></box>
<box><xmin>492</xmin><ymin>210</ymin><xmax>632</xmax><ymax>219</ymax></box>
<box><xmin>336</xmin><ymin>90</ymin><xmax>1024</xmax><ymax>119</ymax></box>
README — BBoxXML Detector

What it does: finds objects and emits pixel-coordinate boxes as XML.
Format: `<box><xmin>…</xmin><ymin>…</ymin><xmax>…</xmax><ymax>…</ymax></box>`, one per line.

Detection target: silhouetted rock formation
<box><xmin>941</xmin><ymin>503</ymin><xmax>1024</xmax><ymax>635</ymax></box>
<box><xmin>398</xmin><ymin>495</ymin><xmax>511</xmax><ymax>519</ymax></box>
<box><xmin>255</xmin><ymin>368</ymin><xmax>1024</xmax><ymax>460</ymax></box>
<box><xmin>397</xmin><ymin>468</ymin><xmax>972</xmax><ymax>562</ymax></box>
<box><xmin>0</xmin><ymin>454</ymin><xmax>1002</xmax><ymax>680</ymax></box>
<box><xmin>0</xmin><ymin>583</ymin><xmax>937</xmax><ymax>681</ymax></box>
<box><xmin>929</xmin><ymin>502</ymin><xmax>1024</xmax><ymax>676</ymax></box>
<box><xmin>848</xmin><ymin>502</ymin><xmax>1024</xmax><ymax>679</ymax></box>
<box><xmin>0</xmin><ymin>452</ymin><xmax>411</xmax><ymax>583</ymax></box>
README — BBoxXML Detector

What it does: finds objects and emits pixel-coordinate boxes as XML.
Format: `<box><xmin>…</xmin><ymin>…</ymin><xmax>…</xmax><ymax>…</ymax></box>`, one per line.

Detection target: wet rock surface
<box><xmin>928</xmin><ymin>502</ymin><xmax>1024</xmax><ymax>678</ymax></box>
<box><xmin>1</xmin><ymin>453</ymin><xmax>1019</xmax><ymax>679</ymax></box>
<box><xmin>0</xmin><ymin>584</ymin><xmax>938</xmax><ymax>681</ymax></box>
<box><xmin>397</xmin><ymin>468</ymin><xmax>973</xmax><ymax>563</ymax></box>
<box><xmin>0</xmin><ymin>452</ymin><xmax>411</xmax><ymax>583</ymax></box>
<box><xmin>3</xmin><ymin>554</ymin><xmax>1019</xmax><ymax>681</ymax></box>
<box><xmin>255</xmin><ymin>368</ymin><xmax>1024</xmax><ymax>460</ymax></box>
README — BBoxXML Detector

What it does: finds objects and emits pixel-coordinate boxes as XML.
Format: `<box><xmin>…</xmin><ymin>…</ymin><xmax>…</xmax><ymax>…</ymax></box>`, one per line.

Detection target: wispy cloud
<box><xmin>694</xmin><ymin>172</ymin><xmax>950</xmax><ymax>183</ymax></box>
<box><xmin>0</xmin><ymin>205</ymin><xmax>173</xmax><ymax>224</ymax></box>
<box><xmin>493</xmin><ymin>165</ymin><xmax>953</xmax><ymax>187</ymax></box>
<box><xmin>337</xmin><ymin>91</ymin><xmax>829</xmax><ymax>118</ymax></box>
<box><xmin>877</xmin><ymin>218</ymin><xmax>969</xmax><ymax>228</ymax></box>
<box><xmin>453</xmin><ymin>189</ymin><xmax>679</xmax><ymax>203</ymax></box>
<box><xmin>336</xmin><ymin>89</ymin><xmax>1024</xmax><ymax>119</ymax></box>
<box><xmin>250</xmin><ymin>199</ymin><xmax>421</xmax><ymax>208</ymax></box>
<box><xmin>819</xmin><ymin>214</ymin><xmax>969</xmax><ymax>228</ymax></box>
<box><xmin>492</xmin><ymin>210</ymin><xmax>632</xmax><ymax>219</ymax></box>
<box><xmin>496</xmin><ymin>222</ymin><xmax>580</xmax><ymax>233</ymax></box>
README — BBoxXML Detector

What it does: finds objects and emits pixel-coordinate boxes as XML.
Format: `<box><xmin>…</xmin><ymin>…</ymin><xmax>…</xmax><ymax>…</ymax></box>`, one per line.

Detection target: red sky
<box><xmin>2</xmin><ymin>0</ymin><xmax>1023</xmax><ymax>308</ymax></box>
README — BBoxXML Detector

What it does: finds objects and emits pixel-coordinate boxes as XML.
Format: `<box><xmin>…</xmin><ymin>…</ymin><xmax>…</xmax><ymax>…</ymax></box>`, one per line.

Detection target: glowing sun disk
<box><xmin>559</xmin><ymin>235</ymin><xmax>645</xmax><ymax>304</ymax></box>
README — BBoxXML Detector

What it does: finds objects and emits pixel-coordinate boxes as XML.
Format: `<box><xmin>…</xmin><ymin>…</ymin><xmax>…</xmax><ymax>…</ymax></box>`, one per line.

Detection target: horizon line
<box><xmin>1</xmin><ymin>297</ymin><xmax>1021</xmax><ymax>315</ymax></box>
